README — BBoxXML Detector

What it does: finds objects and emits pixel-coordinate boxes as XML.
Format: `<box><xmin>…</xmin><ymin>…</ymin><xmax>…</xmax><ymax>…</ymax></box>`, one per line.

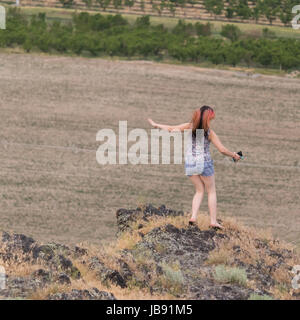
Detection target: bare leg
<box><xmin>189</xmin><ymin>175</ymin><xmax>205</xmax><ymax>221</ymax></box>
<box><xmin>199</xmin><ymin>174</ymin><xmax>223</xmax><ymax>228</ymax></box>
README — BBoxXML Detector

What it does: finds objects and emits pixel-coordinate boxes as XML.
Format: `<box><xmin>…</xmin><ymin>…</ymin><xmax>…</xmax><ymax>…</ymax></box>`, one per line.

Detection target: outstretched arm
<box><xmin>209</xmin><ymin>130</ymin><xmax>240</xmax><ymax>161</ymax></box>
<box><xmin>148</xmin><ymin>118</ymin><xmax>191</xmax><ymax>132</ymax></box>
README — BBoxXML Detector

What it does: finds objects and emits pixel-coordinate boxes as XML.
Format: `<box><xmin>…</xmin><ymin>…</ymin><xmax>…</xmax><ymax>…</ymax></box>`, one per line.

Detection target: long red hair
<box><xmin>191</xmin><ymin>106</ymin><xmax>215</xmax><ymax>137</ymax></box>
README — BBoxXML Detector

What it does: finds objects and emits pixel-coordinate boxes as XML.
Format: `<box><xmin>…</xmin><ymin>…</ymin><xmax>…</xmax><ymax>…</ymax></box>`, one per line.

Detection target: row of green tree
<box><xmin>204</xmin><ymin>0</ymin><xmax>299</xmax><ymax>25</ymax></box>
<box><xmin>1</xmin><ymin>9</ymin><xmax>299</xmax><ymax>70</ymax></box>
<box><xmin>59</xmin><ymin>0</ymin><xmax>299</xmax><ymax>25</ymax></box>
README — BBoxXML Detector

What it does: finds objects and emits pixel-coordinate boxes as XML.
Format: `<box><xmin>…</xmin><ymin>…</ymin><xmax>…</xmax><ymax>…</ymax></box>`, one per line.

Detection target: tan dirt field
<box><xmin>0</xmin><ymin>53</ymin><xmax>299</xmax><ymax>246</ymax></box>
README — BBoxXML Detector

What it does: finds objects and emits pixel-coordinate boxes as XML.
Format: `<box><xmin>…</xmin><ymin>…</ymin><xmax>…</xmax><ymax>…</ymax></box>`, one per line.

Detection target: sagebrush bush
<box><xmin>159</xmin><ymin>261</ymin><xmax>185</xmax><ymax>295</ymax></box>
<box><xmin>248</xmin><ymin>293</ymin><xmax>274</xmax><ymax>300</ymax></box>
<box><xmin>214</xmin><ymin>265</ymin><xmax>247</xmax><ymax>286</ymax></box>
<box><xmin>161</xmin><ymin>262</ymin><xmax>184</xmax><ymax>285</ymax></box>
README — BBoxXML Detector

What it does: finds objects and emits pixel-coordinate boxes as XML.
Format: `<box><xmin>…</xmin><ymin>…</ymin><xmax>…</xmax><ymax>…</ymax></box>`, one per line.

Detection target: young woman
<box><xmin>148</xmin><ymin>105</ymin><xmax>241</xmax><ymax>230</ymax></box>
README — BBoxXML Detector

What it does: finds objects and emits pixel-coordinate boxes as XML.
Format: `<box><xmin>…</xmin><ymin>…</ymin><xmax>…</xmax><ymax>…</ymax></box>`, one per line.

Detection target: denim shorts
<box><xmin>185</xmin><ymin>159</ymin><xmax>214</xmax><ymax>177</ymax></box>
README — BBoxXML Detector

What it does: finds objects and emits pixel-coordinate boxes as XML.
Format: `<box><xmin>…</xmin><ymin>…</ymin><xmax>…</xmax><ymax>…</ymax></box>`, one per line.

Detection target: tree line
<box><xmin>1</xmin><ymin>8</ymin><xmax>299</xmax><ymax>70</ymax></box>
<box><xmin>59</xmin><ymin>0</ymin><xmax>299</xmax><ymax>25</ymax></box>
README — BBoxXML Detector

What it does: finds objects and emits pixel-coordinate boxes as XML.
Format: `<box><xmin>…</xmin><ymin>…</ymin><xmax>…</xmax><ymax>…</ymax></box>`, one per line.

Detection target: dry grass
<box><xmin>28</xmin><ymin>284</ymin><xmax>70</xmax><ymax>300</ymax></box>
<box><xmin>206</xmin><ymin>247</ymin><xmax>233</xmax><ymax>266</ymax></box>
<box><xmin>0</xmin><ymin>244</ymin><xmax>43</xmax><ymax>277</ymax></box>
<box><xmin>199</xmin><ymin>215</ymin><xmax>300</xmax><ymax>300</ymax></box>
<box><xmin>29</xmin><ymin>254</ymin><xmax>175</xmax><ymax>300</ymax></box>
<box><xmin>114</xmin><ymin>211</ymin><xmax>210</xmax><ymax>252</ymax></box>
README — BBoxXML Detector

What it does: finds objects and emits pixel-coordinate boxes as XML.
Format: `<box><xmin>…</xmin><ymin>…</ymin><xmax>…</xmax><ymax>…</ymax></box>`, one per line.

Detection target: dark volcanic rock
<box><xmin>117</xmin><ymin>259</ymin><xmax>133</xmax><ymax>282</ymax></box>
<box><xmin>0</xmin><ymin>232</ymin><xmax>105</xmax><ymax>299</ymax></box>
<box><xmin>116</xmin><ymin>204</ymin><xmax>184</xmax><ymax>234</ymax></box>
<box><xmin>133</xmin><ymin>224</ymin><xmax>225</xmax><ymax>264</ymax></box>
<box><xmin>0</xmin><ymin>232</ymin><xmax>36</xmax><ymax>263</ymax></box>
<box><xmin>48</xmin><ymin>288</ymin><xmax>116</xmax><ymax>300</ymax></box>
<box><xmin>189</xmin><ymin>281</ymin><xmax>254</xmax><ymax>300</ymax></box>
<box><xmin>129</xmin><ymin>223</ymin><xmax>242</xmax><ymax>299</ymax></box>
<box><xmin>31</xmin><ymin>269</ymin><xmax>51</xmax><ymax>284</ymax></box>
<box><xmin>56</xmin><ymin>273</ymin><xmax>71</xmax><ymax>285</ymax></box>
<box><xmin>88</xmin><ymin>257</ymin><xmax>127</xmax><ymax>288</ymax></box>
<box><xmin>0</xmin><ymin>276</ymin><xmax>45</xmax><ymax>299</ymax></box>
<box><xmin>1</xmin><ymin>232</ymin><xmax>36</xmax><ymax>254</ymax></box>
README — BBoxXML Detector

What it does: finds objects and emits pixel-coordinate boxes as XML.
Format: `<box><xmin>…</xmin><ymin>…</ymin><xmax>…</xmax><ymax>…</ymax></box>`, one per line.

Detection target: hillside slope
<box><xmin>0</xmin><ymin>204</ymin><xmax>299</xmax><ymax>300</ymax></box>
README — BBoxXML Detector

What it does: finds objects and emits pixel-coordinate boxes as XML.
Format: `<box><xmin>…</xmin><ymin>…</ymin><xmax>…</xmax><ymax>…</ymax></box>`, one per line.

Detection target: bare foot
<box><xmin>189</xmin><ymin>219</ymin><xmax>197</xmax><ymax>226</ymax></box>
<box><xmin>209</xmin><ymin>222</ymin><xmax>224</xmax><ymax>230</ymax></box>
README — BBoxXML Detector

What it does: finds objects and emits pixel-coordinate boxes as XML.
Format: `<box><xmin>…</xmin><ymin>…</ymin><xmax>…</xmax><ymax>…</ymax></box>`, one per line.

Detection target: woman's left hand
<box><xmin>233</xmin><ymin>152</ymin><xmax>241</xmax><ymax>161</ymax></box>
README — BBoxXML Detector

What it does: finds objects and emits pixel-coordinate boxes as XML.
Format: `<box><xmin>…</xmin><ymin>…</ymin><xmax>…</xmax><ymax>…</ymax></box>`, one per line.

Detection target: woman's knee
<box><xmin>201</xmin><ymin>175</ymin><xmax>215</xmax><ymax>193</ymax></box>
<box><xmin>206</xmin><ymin>184</ymin><xmax>216</xmax><ymax>194</ymax></box>
<box><xmin>190</xmin><ymin>176</ymin><xmax>205</xmax><ymax>193</ymax></box>
<box><xmin>195</xmin><ymin>188</ymin><xmax>204</xmax><ymax>194</ymax></box>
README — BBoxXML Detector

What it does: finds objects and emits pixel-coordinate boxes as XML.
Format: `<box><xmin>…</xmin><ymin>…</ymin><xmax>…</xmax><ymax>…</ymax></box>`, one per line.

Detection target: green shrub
<box><xmin>248</xmin><ymin>293</ymin><xmax>274</xmax><ymax>300</ymax></box>
<box><xmin>59</xmin><ymin>0</ymin><xmax>75</xmax><ymax>8</ymax></box>
<box><xmin>195</xmin><ymin>22</ymin><xmax>212</xmax><ymax>37</ymax></box>
<box><xmin>226</xmin><ymin>7</ymin><xmax>234</xmax><ymax>19</ymax></box>
<box><xmin>214</xmin><ymin>265</ymin><xmax>247</xmax><ymax>286</ymax></box>
<box><xmin>172</xmin><ymin>19</ymin><xmax>195</xmax><ymax>37</ymax></box>
<box><xmin>262</xmin><ymin>28</ymin><xmax>276</xmax><ymax>39</ymax></box>
<box><xmin>221</xmin><ymin>24</ymin><xmax>242</xmax><ymax>42</ymax></box>
<box><xmin>83</xmin><ymin>0</ymin><xmax>93</xmax><ymax>7</ymax></box>
<box><xmin>161</xmin><ymin>262</ymin><xmax>184</xmax><ymax>284</ymax></box>
<box><xmin>96</xmin><ymin>0</ymin><xmax>111</xmax><ymax>10</ymax></box>
<box><xmin>135</xmin><ymin>15</ymin><xmax>150</xmax><ymax>28</ymax></box>
<box><xmin>204</xmin><ymin>0</ymin><xmax>224</xmax><ymax>16</ymax></box>
<box><xmin>160</xmin><ymin>261</ymin><xmax>185</xmax><ymax>295</ymax></box>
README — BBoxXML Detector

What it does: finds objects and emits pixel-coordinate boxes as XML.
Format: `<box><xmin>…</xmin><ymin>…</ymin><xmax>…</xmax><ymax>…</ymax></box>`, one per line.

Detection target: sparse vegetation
<box><xmin>214</xmin><ymin>265</ymin><xmax>248</xmax><ymax>286</ymax></box>
<box><xmin>159</xmin><ymin>261</ymin><xmax>185</xmax><ymax>296</ymax></box>
<box><xmin>206</xmin><ymin>247</ymin><xmax>233</xmax><ymax>265</ymax></box>
<box><xmin>248</xmin><ymin>293</ymin><xmax>274</xmax><ymax>300</ymax></box>
<box><xmin>221</xmin><ymin>24</ymin><xmax>242</xmax><ymax>42</ymax></box>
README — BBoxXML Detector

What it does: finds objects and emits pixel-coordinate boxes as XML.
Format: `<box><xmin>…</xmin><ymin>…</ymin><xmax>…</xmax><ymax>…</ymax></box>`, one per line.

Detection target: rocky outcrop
<box><xmin>114</xmin><ymin>205</ymin><xmax>299</xmax><ymax>300</ymax></box>
<box><xmin>0</xmin><ymin>204</ymin><xmax>299</xmax><ymax>300</ymax></box>
<box><xmin>0</xmin><ymin>231</ymin><xmax>113</xmax><ymax>300</ymax></box>
<box><xmin>88</xmin><ymin>257</ymin><xmax>127</xmax><ymax>288</ymax></box>
<box><xmin>116</xmin><ymin>204</ymin><xmax>184</xmax><ymax>234</ymax></box>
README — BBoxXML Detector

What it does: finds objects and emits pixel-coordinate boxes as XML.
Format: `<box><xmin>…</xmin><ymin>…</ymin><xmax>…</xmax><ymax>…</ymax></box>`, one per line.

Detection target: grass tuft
<box><xmin>159</xmin><ymin>261</ymin><xmax>185</xmax><ymax>296</ymax></box>
<box><xmin>214</xmin><ymin>265</ymin><xmax>247</xmax><ymax>287</ymax></box>
<box><xmin>248</xmin><ymin>293</ymin><xmax>274</xmax><ymax>300</ymax></box>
